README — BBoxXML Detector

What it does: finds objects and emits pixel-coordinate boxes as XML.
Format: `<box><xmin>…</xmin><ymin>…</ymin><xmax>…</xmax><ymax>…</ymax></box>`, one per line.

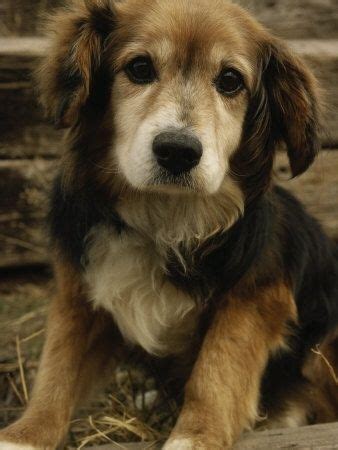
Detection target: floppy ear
<box><xmin>263</xmin><ymin>39</ymin><xmax>321</xmax><ymax>177</ymax></box>
<box><xmin>37</xmin><ymin>0</ymin><xmax>115</xmax><ymax>128</ymax></box>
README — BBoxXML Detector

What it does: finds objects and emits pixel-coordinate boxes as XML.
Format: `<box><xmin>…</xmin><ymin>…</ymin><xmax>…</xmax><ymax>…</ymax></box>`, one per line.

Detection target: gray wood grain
<box><xmin>235</xmin><ymin>421</ymin><xmax>338</xmax><ymax>449</ymax></box>
<box><xmin>0</xmin><ymin>159</ymin><xmax>55</xmax><ymax>268</ymax></box>
<box><xmin>236</xmin><ymin>0</ymin><xmax>338</xmax><ymax>39</ymax></box>
<box><xmin>85</xmin><ymin>421</ymin><xmax>338</xmax><ymax>449</ymax></box>
<box><xmin>0</xmin><ymin>38</ymin><xmax>63</xmax><ymax>159</ymax></box>
<box><xmin>289</xmin><ymin>40</ymin><xmax>338</xmax><ymax>149</ymax></box>
<box><xmin>0</xmin><ymin>0</ymin><xmax>60</xmax><ymax>37</ymax></box>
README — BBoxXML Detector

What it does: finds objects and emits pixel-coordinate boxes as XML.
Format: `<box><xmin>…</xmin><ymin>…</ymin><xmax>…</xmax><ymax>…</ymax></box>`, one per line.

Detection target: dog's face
<box><xmin>110</xmin><ymin>0</ymin><xmax>257</xmax><ymax>194</ymax></box>
<box><xmin>39</xmin><ymin>0</ymin><xmax>320</xmax><ymax>199</ymax></box>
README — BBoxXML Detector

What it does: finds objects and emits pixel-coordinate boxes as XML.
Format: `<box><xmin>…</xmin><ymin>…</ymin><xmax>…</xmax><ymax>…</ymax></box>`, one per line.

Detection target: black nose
<box><xmin>153</xmin><ymin>131</ymin><xmax>203</xmax><ymax>175</ymax></box>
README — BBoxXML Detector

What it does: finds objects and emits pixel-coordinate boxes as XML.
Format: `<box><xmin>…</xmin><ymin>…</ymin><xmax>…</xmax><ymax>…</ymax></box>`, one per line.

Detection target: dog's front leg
<box><xmin>164</xmin><ymin>282</ymin><xmax>296</xmax><ymax>449</ymax></box>
<box><xmin>0</xmin><ymin>262</ymin><xmax>123</xmax><ymax>450</ymax></box>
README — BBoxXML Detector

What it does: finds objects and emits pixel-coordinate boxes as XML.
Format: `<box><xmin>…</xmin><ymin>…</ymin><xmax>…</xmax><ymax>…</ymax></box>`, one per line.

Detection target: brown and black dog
<box><xmin>1</xmin><ymin>0</ymin><xmax>338</xmax><ymax>448</ymax></box>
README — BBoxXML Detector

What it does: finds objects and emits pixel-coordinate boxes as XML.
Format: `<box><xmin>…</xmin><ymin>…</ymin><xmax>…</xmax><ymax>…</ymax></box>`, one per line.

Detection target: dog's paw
<box><xmin>163</xmin><ymin>438</ymin><xmax>194</xmax><ymax>449</ymax></box>
<box><xmin>163</xmin><ymin>438</ymin><xmax>198</xmax><ymax>450</ymax></box>
<box><xmin>163</xmin><ymin>435</ymin><xmax>227</xmax><ymax>450</ymax></box>
<box><xmin>0</xmin><ymin>443</ymin><xmax>40</xmax><ymax>450</ymax></box>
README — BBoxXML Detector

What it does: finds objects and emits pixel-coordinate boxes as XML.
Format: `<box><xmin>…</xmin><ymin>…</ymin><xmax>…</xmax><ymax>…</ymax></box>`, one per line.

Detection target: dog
<box><xmin>1</xmin><ymin>0</ymin><xmax>338</xmax><ymax>448</ymax></box>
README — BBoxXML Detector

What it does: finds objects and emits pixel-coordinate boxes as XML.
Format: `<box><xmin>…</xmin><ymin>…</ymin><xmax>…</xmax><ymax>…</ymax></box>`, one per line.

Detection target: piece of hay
<box><xmin>311</xmin><ymin>345</ymin><xmax>338</xmax><ymax>385</ymax></box>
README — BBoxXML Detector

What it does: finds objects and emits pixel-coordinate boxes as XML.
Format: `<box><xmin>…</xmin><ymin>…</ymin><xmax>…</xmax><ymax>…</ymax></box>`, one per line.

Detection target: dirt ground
<box><xmin>0</xmin><ymin>267</ymin><xmax>176</xmax><ymax>449</ymax></box>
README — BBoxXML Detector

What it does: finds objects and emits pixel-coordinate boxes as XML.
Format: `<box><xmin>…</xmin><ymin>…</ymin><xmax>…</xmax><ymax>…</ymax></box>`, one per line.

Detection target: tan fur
<box><xmin>165</xmin><ymin>281</ymin><xmax>297</xmax><ymax>449</ymax></box>
<box><xmin>0</xmin><ymin>261</ymin><xmax>124</xmax><ymax>449</ymax></box>
<box><xmin>36</xmin><ymin>0</ymin><xmax>112</xmax><ymax>127</ymax></box>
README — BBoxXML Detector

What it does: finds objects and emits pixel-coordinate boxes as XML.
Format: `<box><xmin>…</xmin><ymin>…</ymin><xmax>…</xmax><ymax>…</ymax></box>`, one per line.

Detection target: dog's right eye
<box><xmin>125</xmin><ymin>56</ymin><xmax>157</xmax><ymax>84</ymax></box>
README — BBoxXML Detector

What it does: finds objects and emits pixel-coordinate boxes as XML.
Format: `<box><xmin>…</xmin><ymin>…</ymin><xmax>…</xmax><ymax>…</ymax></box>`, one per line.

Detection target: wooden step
<box><xmin>84</xmin><ymin>421</ymin><xmax>338</xmax><ymax>449</ymax></box>
<box><xmin>1</xmin><ymin>0</ymin><xmax>337</xmax><ymax>39</ymax></box>
<box><xmin>0</xmin><ymin>151</ymin><xmax>337</xmax><ymax>269</ymax></box>
<box><xmin>1</xmin><ymin>38</ymin><xmax>338</xmax><ymax>159</ymax></box>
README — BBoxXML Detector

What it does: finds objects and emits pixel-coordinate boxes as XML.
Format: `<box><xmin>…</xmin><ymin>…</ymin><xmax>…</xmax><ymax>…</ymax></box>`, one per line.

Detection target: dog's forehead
<box><xmin>115</xmin><ymin>0</ymin><xmax>261</xmax><ymax>73</ymax></box>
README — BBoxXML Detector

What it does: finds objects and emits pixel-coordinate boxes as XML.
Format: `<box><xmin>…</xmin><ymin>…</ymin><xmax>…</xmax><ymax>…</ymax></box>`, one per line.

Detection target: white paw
<box><xmin>163</xmin><ymin>438</ymin><xmax>194</xmax><ymax>450</ymax></box>
<box><xmin>0</xmin><ymin>443</ymin><xmax>39</xmax><ymax>450</ymax></box>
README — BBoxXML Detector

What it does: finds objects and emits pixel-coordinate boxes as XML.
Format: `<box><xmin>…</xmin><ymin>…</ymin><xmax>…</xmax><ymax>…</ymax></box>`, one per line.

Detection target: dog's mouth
<box><xmin>148</xmin><ymin>169</ymin><xmax>198</xmax><ymax>193</ymax></box>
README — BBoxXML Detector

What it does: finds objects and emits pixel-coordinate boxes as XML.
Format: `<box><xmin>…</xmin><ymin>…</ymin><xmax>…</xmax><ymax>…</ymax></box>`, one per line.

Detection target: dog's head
<box><xmin>39</xmin><ymin>0</ymin><xmax>321</xmax><ymax>200</ymax></box>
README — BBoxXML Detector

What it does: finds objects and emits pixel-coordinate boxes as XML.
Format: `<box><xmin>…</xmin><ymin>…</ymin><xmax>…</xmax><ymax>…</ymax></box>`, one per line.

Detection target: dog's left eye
<box><xmin>125</xmin><ymin>56</ymin><xmax>157</xmax><ymax>84</ymax></box>
<box><xmin>215</xmin><ymin>68</ymin><xmax>244</xmax><ymax>96</ymax></box>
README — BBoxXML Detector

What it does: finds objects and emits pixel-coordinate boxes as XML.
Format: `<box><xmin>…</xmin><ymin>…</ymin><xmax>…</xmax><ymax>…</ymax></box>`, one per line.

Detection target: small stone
<box><xmin>135</xmin><ymin>389</ymin><xmax>159</xmax><ymax>411</ymax></box>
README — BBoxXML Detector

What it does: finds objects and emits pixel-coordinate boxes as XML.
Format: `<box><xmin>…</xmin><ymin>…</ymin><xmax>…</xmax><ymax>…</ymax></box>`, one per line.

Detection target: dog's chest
<box><xmin>84</xmin><ymin>226</ymin><xmax>199</xmax><ymax>356</ymax></box>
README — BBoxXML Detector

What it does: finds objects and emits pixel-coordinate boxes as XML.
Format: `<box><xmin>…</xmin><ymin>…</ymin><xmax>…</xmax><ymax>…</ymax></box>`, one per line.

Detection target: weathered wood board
<box><xmin>0</xmin><ymin>159</ymin><xmax>56</xmax><ymax>268</ymax></box>
<box><xmin>0</xmin><ymin>152</ymin><xmax>337</xmax><ymax>269</ymax></box>
<box><xmin>237</xmin><ymin>0</ymin><xmax>338</xmax><ymax>39</ymax></box>
<box><xmin>0</xmin><ymin>0</ymin><xmax>60</xmax><ymax>37</ymax></box>
<box><xmin>1</xmin><ymin>0</ymin><xmax>337</xmax><ymax>39</ymax></box>
<box><xmin>276</xmin><ymin>151</ymin><xmax>338</xmax><ymax>240</ymax></box>
<box><xmin>0</xmin><ymin>38</ymin><xmax>62</xmax><ymax>159</ymax></box>
<box><xmin>1</xmin><ymin>38</ymin><xmax>338</xmax><ymax>160</ymax></box>
<box><xmin>234</xmin><ymin>421</ymin><xmax>338</xmax><ymax>449</ymax></box>
<box><xmin>85</xmin><ymin>421</ymin><xmax>338</xmax><ymax>449</ymax></box>
<box><xmin>289</xmin><ymin>40</ymin><xmax>338</xmax><ymax>148</ymax></box>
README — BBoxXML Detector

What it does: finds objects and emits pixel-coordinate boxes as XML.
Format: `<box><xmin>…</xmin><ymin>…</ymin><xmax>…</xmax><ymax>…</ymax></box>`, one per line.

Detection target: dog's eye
<box><xmin>125</xmin><ymin>56</ymin><xmax>157</xmax><ymax>84</ymax></box>
<box><xmin>215</xmin><ymin>69</ymin><xmax>244</xmax><ymax>96</ymax></box>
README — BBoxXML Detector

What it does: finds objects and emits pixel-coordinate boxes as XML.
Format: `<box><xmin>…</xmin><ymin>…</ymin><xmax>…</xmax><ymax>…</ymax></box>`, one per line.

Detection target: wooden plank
<box><xmin>0</xmin><ymin>38</ymin><xmax>337</xmax><ymax>160</ymax></box>
<box><xmin>0</xmin><ymin>38</ymin><xmax>63</xmax><ymax>159</ymax></box>
<box><xmin>235</xmin><ymin>422</ymin><xmax>338</xmax><ymax>449</ymax></box>
<box><xmin>86</xmin><ymin>421</ymin><xmax>338</xmax><ymax>449</ymax></box>
<box><xmin>1</xmin><ymin>0</ymin><xmax>337</xmax><ymax>39</ymax></box>
<box><xmin>0</xmin><ymin>159</ymin><xmax>55</xmax><ymax>268</ymax></box>
<box><xmin>276</xmin><ymin>150</ymin><xmax>338</xmax><ymax>240</ymax></box>
<box><xmin>0</xmin><ymin>85</ymin><xmax>64</xmax><ymax>159</ymax></box>
<box><xmin>0</xmin><ymin>151</ymin><xmax>337</xmax><ymax>269</ymax></box>
<box><xmin>0</xmin><ymin>37</ymin><xmax>48</xmax><ymax>57</ymax></box>
<box><xmin>0</xmin><ymin>0</ymin><xmax>60</xmax><ymax>37</ymax></box>
<box><xmin>289</xmin><ymin>40</ymin><xmax>338</xmax><ymax>148</ymax></box>
<box><xmin>236</xmin><ymin>0</ymin><xmax>338</xmax><ymax>39</ymax></box>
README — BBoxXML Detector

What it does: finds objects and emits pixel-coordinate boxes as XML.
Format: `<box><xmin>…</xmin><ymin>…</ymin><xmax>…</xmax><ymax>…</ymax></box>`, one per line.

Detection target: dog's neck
<box><xmin>50</xmin><ymin>171</ymin><xmax>271</xmax><ymax>299</ymax></box>
<box><xmin>114</xmin><ymin>178</ymin><xmax>245</xmax><ymax>252</ymax></box>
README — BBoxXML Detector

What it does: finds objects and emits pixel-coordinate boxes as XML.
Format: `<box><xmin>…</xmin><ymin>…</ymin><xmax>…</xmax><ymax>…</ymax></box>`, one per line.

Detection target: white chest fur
<box><xmin>84</xmin><ymin>226</ymin><xmax>199</xmax><ymax>356</ymax></box>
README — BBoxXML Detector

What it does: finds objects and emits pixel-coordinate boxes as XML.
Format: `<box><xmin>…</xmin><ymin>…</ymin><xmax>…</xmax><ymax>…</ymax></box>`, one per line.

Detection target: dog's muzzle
<box><xmin>153</xmin><ymin>131</ymin><xmax>203</xmax><ymax>176</ymax></box>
